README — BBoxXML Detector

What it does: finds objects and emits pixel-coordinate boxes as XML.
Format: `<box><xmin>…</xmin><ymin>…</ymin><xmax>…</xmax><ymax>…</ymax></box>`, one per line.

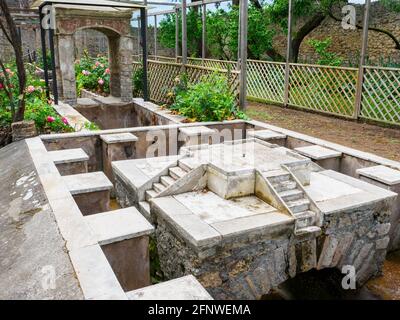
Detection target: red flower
<box><xmin>47</xmin><ymin>116</ymin><xmax>55</xmax><ymax>123</ymax></box>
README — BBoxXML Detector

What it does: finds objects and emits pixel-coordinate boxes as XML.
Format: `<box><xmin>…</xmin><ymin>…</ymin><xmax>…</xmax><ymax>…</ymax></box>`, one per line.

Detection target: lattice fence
<box><xmin>146</xmin><ymin>60</ymin><xmax>240</xmax><ymax>104</ymax></box>
<box><xmin>247</xmin><ymin>60</ymin><xmax>285</xmax><ymax>104</ymax></box>
<box><xmin>288</xmin><ymin>64</ymin><xmax>357</xmax><ymax>117</ymax></box>
<box><xmin>136</xmin><ymin>55</ymin><xmax>400</xmax><ymax>126</ymax></box>
<box><xmin>361</xmin><ymin>66</ymin><xmax>400</xmax><ymax>125</ymax></box>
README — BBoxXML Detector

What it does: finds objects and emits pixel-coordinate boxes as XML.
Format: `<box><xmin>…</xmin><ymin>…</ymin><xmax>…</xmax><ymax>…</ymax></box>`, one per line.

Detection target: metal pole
<box><xmin>202</xmin><ymin>2</ymin><xmax>206</xmax><ymax>59</ymax></box>
<box><xmin>284</xmin><ymin>0</ymin><xmax>292</xmax><ymax>106</ymax></box>
<box><xmin>141</xmin><ymin>7</ymin><xmax>149</xmax><ymax>101</ymax></box>
<box><xmin>237</xmin><ymin>3</ymin><xmax>241</xmax><ymax>70</ymax></box>
<box><xmin>175</xmin><ymin>6</ymin><xmax>180</xmax><ymax>62</ymax></box>
<box><xmin>39</xmin><ymin>7</ymin><xmax>50</xmax><ymax>99</ymax></box>
<box><xmin>182</xmin><ymin>0</ymin><xmax>187</xmax><ymax>65</ymax></box>
<box><xmin>154</xmin><ymin>15</ymin><xmax>157</xmax><ymax>59</ymax></box>
<box><xmin>239</xmin><ymin>0</ymin><xmax>248</xmax><ymax>110</ymax></box>
<box><xmin>354</xmin><ymin>0</ymin><xmax>371</xmax><ymax>119</ymax></box>
<box><xmin>137</xmin><ymin>17</ymin><xmax>141</xmax><ymax>56</ymax></box>
<box><xmin>48</xmin><ymin>27</ymin><xmax>58</xmax><ymax>104</ymax></box>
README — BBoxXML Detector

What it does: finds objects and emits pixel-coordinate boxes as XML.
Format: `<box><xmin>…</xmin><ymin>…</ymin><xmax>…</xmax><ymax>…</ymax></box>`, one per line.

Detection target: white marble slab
<box><xmin>84</xmin><ymin>207</ymin><xmax>154</xmax><ymax>245</ymax></box>
<box><xmin>126</xmin><ymin>275</ymin><xmax>213</xmax><ymax>300</ymax></box>
<box><xmin>62</xmin><ymin>172</ymin><xmax>113</xmax><ymax>195</ymax></box>
<box><xmin>294</xmin><ymin>145</ymin><xmax>342</xmax><ymax>160</ymax></box>
<box><xmin>49</xmin><ymin>148</ymin><xmax>89</xmax><ymax>164</ymax></box>
<box><xmin>100</xmin><ymin>133</ymin><xmax>138</xmax><ymax>144</ymax></box>
<box><xmin>357</xmin><ymin>165</ymin><xmax>400</xmax><ymax>186</ymax></box>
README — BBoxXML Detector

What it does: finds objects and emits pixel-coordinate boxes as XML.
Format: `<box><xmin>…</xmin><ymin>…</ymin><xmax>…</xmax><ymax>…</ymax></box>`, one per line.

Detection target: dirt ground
<box><xmin>247</xmin><ymin>102</ymin><xmax>400</xmax><ymax>162</ymax></box>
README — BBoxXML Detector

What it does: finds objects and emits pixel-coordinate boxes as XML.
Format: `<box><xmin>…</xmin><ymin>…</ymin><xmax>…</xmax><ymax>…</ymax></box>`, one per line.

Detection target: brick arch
<box><xmin>54</xmin><ymin>6</ymin><xmax>134</xmax><ymax>105</ymax></box>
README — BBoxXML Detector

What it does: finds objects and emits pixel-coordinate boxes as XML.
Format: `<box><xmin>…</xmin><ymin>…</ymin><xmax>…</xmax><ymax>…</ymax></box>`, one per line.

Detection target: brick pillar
<box><xmin>56</xmin><ymin>34</ymin><xmax>77</xmax><ymax>105</ymax></box>
<box><xmin>119</xmin><ymin>36</ymin><xmax>133</xmax><ymax>102</ymax></box>
<box><xmin>109</xmin><ymin>35</ymin><xmax>133</xmax><ymax>101</ymax></box>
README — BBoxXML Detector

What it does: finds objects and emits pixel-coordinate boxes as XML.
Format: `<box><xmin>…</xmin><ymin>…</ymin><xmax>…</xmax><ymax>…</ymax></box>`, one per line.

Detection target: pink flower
<box><xmin>104</xmin><ymin>68</ymin><xmax>110</xmax><ymax>75</ymax></box>
<box><xmin>5</xmin><ymin>68</ymin><xmax>11</xmax><ymax>73</ymax></box>
<box><xmin>47</xmin><ymin>116</ymin><xmax>55</xmax><ymax>123</ymax></box>
<box><xmin>95</xmin><ymin>61</ymin><xmax>101</xmax><ymax>67</ymax></box>
<box><xmin>98</xmin><ymin>78</ymin><xmax>104</xmax><ymax>85</ymax></box>
<box><xmin>62</xmin><ymin>117</ymin><xmax>69</xmax><ymax>125</ymax></box>
<box><xmin>27</xmin><ymin>85</ymin><xmax>35</xmax><ymax>93</ymax></box>
<box><xmin>0</xmin><ymin>83</ymin><xmax>3</xmax><ymax>90</ymax></box>
<box><xmin>82</xmin><ymin>70</ymin><xmax>91</xmax><ymax>76</ymax></box>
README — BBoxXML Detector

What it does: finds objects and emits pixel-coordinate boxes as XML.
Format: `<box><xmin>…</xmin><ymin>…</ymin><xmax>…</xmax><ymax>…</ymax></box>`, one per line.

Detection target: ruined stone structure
<box><xmin>113</xmin><ymin>136</ymin><xmax>396</xmax><ymax>299</ymax></box>
<box><xmin>53</xmin><ymin>4</ymin><xmax>135</xmax><ymax>105</ymax></box>
<box><xmin>274</xmin><ymin>2</ymin><xmax>400</xmax><ymax>65</ymax></box>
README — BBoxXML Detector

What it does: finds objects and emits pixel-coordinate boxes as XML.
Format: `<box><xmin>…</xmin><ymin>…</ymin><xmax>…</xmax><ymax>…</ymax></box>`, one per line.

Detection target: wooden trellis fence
<box><xmin>134</xmin><ymin>55</ymin><xmax>400</xmax><ymax>126</ymax></box>
<box><xmin>133</xmin><ymin>59</ymin><xmax>240</xmax><ymax>104</ymax></box>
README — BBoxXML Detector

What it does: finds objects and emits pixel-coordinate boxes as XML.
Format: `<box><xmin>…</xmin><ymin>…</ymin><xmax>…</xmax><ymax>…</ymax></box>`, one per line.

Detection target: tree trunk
<box><xmin>290</xmin><ymin>12</ymin><xmax>326</xmax><ymax>63</ymax></box>
<box><xmin>0</xmin><ymin>0</ymin><xmax>27</xmax><ymax>122</ymax></box>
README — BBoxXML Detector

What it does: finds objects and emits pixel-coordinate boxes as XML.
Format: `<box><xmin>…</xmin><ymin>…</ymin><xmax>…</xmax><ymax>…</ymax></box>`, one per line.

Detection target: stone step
<box><xmin>178</xmin><ymin>160</ymin><xmax>192</xmax><ymax>172</ymax></box>
<box><xmin>279</xmin><ymin>189</ymin><xmax>304</xmax><ymax>202</ymax></box>
<box><xmin>294</xmin><ymin>211</ymin><xmax>316</xmax><ymax>229</ymax></box>
<box><xmin>145</xmin><ymin>189</ymin><xmax>158</xmax><ymax>201</ymax></box>
<box><xmin>138</xmin><ymin>201</ymin><xmax>151</xmax><ymax>221</ymax></box>
<box><xmin>169</xmin><ymin>166</ymin><xmax>187</xmax><ymax>180</ymax></box>
<box><xmin>272</xmin><ymin>180</ymin><xmax>297</xmax><ymax>192</ymax></box>
<box><xmin>264</xmin><ymin>169</ymin><xmax>291</xmax><ymax>183</ymax></box>
<box><xmin>153</xmin><ymin>182</ymin><xmax>166</xmax><ymax>193</ymax></box>
<box><xmin>160</xmin><ymin>175</ymin><xmax>176</xmax><ymax>187</ymax></box>
<box><xmin>287</xmin><ymin>198</ymin><xmax>310</xmax><ymax>214</ymax></box>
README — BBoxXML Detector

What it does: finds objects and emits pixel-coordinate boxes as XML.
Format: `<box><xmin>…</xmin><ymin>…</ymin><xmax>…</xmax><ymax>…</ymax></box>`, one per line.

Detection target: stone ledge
<box><xmin>69</xmin><ymin>245</ymin><xmax>127</xmax><ymax>300</ymax></box>
<box><xmin>126</xmin><ymin>275</ymin><xmax>213</xmax><ymax>300</ymax></box>
<box><xmin>100</xmin><ymin>132</ymin><xmax>138</xmax><ymax>144</ymax></box>
<box><xmin>62</xmin><ymin>172</ymin><xmax>113</xmax><ymax>195</ymax></box>
<box><xmin>247</xmin><ymin>129</ymin><xmax>287</xmax><ymax>141</ymax></box>
<box><xmin>357</xmin><ymin>165</ymin><xmax>400</xmax><ymax>186</ymax></box>
<box><xmin>295</xmin><ymin>145</ymin><xmax>342</xmax><ymax>160</ymax></box>
<box><xmin>49</xmin><ymin>148</ymin><xmax>89</xmax><ymax>164</ymax></box>
<box><xmin>84</xmin><ymin>207</ymin><xmax>154</xmax><ymax>245</ymax></box>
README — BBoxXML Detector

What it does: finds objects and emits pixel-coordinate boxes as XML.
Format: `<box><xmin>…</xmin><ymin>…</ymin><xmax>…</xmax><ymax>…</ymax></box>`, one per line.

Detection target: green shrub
<box><xmin>132</xmin><ymin>67</ymin><xmax>144</xmax><ymax>96</ymax></box>
<box><xmin>169</xmin><ymin>73</ymin><xmax>247</xmax><ymax>122</ymax></box>
<box><xmin>308</xmin><ymin>38</ymin><xmax>343</xmax><ymax>67</ymax></box>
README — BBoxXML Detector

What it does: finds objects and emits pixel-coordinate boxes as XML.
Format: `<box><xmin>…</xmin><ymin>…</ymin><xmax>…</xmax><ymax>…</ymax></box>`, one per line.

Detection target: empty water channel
<box><xmin>41</xmin><ymin>98</ymin><xmax>400</xmax><ymax>300</ymax></box>
<box><xmin>263</xmin><ymin>250</ymin><xmax>400</xmax><ymax>300</ymax></box>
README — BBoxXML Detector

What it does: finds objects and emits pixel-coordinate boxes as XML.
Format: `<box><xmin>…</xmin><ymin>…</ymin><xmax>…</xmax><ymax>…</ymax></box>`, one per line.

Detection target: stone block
<box><xmin>11</xmin><ymin>120</ymin><xmax>37</xmax><ymax>142</ymax></box>
<box><xmin>49</xmin><ymin>148</ymin><xmax>89</xmax><ymax>176</ymax></box>
<box><xmin>126</xmin><ymin>275</ymin><xmax>213</xmax><ymax>300</ymax></box>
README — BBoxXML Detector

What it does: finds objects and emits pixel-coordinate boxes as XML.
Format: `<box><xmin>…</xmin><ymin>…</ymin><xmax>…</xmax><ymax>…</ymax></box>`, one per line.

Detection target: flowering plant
<box><xmin>75</xmin><ymin>51</ymin><xmax>110</xmax><ymax>95</ymax></box>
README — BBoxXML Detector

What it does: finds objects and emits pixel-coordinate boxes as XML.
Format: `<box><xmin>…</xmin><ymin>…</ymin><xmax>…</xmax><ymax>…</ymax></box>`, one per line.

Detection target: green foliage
<box><xmin>83</xmin><ymin>121</ymin><xmax>100</xmax><ymax>131</ymax></box>
<box><xmin>159</xmin><ymin>5</ymin><xmax>274</xmax><ymax>60</ymax></box>
<box><xmin>159</xmin><ymin>9</ymin><xmax>202</xmax><ymax>56</ymax></box>
<box><xmin>132</xmin><ymin>67</ymin><xmax>144</xmax><ymax>96</ymax></box>
<box><xmin>0</xmin><ymin>64</ymin><xmax>72</xmax><ymax>133</ymax></box>
<box><xmin>308</xmin><ymin>38</ymin><xmax>343</xmax><ymax>66</ymax></box>
<box><xmin>75</xmin><ymin>51</ymin><xmax>110</xmax><ymax>95</ymax></box>
<box><xmin>169</xmin><ymin>73</ymin><xmax>247</xmax><ymax>122</ymax></box>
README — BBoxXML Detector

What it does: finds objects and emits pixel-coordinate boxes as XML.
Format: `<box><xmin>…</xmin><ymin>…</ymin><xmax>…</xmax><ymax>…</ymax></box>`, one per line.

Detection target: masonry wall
<box><xmin>153</xmin><ymin>197</ymin><xmax>393</xmax><ymax>300</ymax></box>
<box><xmin>273</xmin><ymin>2</ymin><xmax>400</xmax><ymax>65</ymax></box>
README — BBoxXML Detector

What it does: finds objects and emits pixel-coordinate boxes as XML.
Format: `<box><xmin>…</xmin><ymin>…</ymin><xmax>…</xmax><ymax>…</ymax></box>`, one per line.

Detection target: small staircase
<box><xmin>139</xmin><ymin>161</ymin><xmax>192</xmax><ymax>219</ymax></box>
<box><xmin>264</xmin><ymin>169</ymin><xmax>317</xmax><ymax>230</ymax></box>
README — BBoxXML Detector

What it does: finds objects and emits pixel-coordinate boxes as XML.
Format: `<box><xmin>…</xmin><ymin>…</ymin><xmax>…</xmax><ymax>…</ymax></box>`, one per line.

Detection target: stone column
<box><xmin>108</xmin><ymin>36</ymin><xmax>121</xmax><ymax>98</ymax></box>
<box><xmin>119</xmin><ymin>36</ymin><xmax>134</xmax><ymax>102</ymax></box>
<box><xmin>56</xmin><ymin>34</ymin><xmax>77</xmax><ymax>105</ymax></box>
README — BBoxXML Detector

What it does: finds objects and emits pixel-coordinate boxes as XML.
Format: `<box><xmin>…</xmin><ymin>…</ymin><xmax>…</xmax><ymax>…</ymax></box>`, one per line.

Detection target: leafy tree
<box><xmin>159</xmin><ymin>0</ymin><xmax>400</xmax><ymax>63</ymax></box>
